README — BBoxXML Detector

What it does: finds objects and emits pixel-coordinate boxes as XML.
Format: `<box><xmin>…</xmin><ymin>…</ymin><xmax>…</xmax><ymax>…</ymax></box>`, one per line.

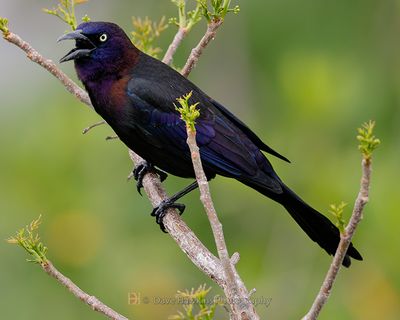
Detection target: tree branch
<box><xmin>42</xmin><ymin>260</ymin><xmax>128</xmax><ymax>320</ymax></box>
<box><xmin>303</xmin><ymin>157</ymin><xmax>373</xmax><ymax>320</ymax></box>
<box><xmin>128</xmin><ymin>150</ymin><xmax>226</xmax><ymax>287</ymax></box>
<box><xmin>7</xmin><ymin>215</ymin><xmax>127</xmax><ymax>320</ymax></box>
<box><xmin>82</xmin><ymin>120</ymin><xmax>106</xmax><ymax>134</ymax></box>
<box><xmin>3</xmin><ymin>32</ymin><xmax>91</xmax><ymax>107</ymax></box>
<box><xmin>184</xmin><ymin>125</ymin><xmax>258</xmax><ymax>319</ymax></box>
<box><xmin>162</xmin><ymin>27</ymin><xmax>187</xmax><ymax>65</ymax></box>
<box><xmin>181</xmin><ymin>18</ymin><xmax>223</xmax><ymax>77</ymax></box>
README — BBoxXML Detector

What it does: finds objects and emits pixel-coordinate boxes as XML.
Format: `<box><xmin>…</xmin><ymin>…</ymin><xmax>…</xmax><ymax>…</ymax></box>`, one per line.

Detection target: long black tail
<box><xmin>244</xmin><ymin>178</ymin><xmax>363</xmax><ymax>267</ymax></box>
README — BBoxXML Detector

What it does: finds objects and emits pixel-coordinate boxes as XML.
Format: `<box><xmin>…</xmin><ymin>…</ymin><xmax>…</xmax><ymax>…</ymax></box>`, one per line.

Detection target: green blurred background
<box><xmin>1</xmin><ymin>0</ymin><xmax>399</xmax><ymax>319</ymax></box>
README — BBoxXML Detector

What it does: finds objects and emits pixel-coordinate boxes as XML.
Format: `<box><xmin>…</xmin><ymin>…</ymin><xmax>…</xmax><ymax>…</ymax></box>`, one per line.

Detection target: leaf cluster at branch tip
<box><xmin>169</xmin><ymin>284</ymin><xmax>222</xmax><ymax>320</ymax></box>
<box><xmin>357</xmin><ymin>120</ymin><xmax>380</xmax><ymax>160</ymax></box>
<box><xmin>43</xmin><ymin>0</ymin><xmax>90</xmax><ymax>31</ymax></box>
<box><xmin>170</xmin><ymin>0</ymin><xmax>203</xmax><ymax>31</ymax></box>
<box><xmin>7</xmin><ymin>215</ymin><xmax>48</xmax><ymax>264</ymax></box>
<box><xmin>131</xmin><ymin>16</ymin><xmax>168</xmax><ymax>58</ymax></box>
<box><xmin>0</xmin><ymin>17</ymin><xmax>9</xmax><ymax>35</ymax></box>
<box><xmin>175</xmin><ymin>91</ymin><xmax>201</xmax><ymax>132</ymax></box>
<box><xmin>329</xmin><ymin>202</ymin><xmax>347</xmax><ymax>234</ymax></box>
<box><xmin>198</xmin><ymin>0</ymin><xmax>240</xmax><ymax>22</ymax></box>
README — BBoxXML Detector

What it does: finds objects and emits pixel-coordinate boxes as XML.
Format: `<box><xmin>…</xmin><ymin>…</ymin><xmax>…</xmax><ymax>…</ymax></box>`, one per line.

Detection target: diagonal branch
<box><xmin>3</xmin><ymin>32</ymin><xmax>91</xmax><ymax>107</ymax></box>
<box><xmin>7</xmin><ymin>215</ymin><xmax>128</xmax><ymax>320</ymax></box>
<box><xmin>128</xmin><ymin>150</ymin><xmax>226</xmax><ymax>287</ymax></box>
<box><xmin>162</xmin><ymin>27</ymin><xmax>187</xmax><ymax>65</ymax></box>
<box><xmin>181</xmin><ymin>18</ymin><xmax>223</xmax><ymax>77</ymax></box>
<box><xmin>43</xmin><ymin>260</ymin><xmax>128</xmax><ymax>320</ymax></box>
<box><xmin>302</xmin><ymin>157</ymin><xmax>373</xmax><ymax>320</ymax></box>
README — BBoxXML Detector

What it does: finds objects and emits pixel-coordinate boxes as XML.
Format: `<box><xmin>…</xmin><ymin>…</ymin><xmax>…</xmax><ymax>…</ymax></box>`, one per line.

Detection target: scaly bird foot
<box><xmin>129</xmin><ymin>161</ymin><xmax>168</xmax><ymax>195</ymax></box>
<box><xmin>151</xmin><ymin>199</ymin><xmax>186</xmax><ymax>233</ymax></box>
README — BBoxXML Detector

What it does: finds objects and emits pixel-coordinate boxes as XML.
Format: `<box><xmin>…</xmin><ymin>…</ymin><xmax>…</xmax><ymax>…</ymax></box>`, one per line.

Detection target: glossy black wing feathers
<box><xmin>126</xmin><ymin>53</ymin><xmax>283</xmax><ymax>193</ymax></box>
<box><xmin>210</xmin><ymin>99</ymin><xmax>290</xmax><ymax>163</ymax></box>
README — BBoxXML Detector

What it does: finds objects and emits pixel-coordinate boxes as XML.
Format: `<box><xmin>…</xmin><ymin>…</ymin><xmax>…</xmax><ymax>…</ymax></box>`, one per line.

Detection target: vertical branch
<box><xmin>302</xmin><ymin>159</ymin><xmax>371</xmax><ymax>319</ymax></box>
<box><xmin>186</xmin><ymin>128</ymin><xmax>239</xmax><ymax>314</ymax></box>
<box><xmin>176</xmin><ymin>93</ymin><xmax>259</xmax><ymax>319</ymax></box>
<box><xmin>162</xmin><ymin>1</ymin><xmax>202</xmax><ymax>65</ymax></box>
<box><xmin>303</xmin><ymin>122</ymin><xmax>379</xmax><ymax>320</ymax></box>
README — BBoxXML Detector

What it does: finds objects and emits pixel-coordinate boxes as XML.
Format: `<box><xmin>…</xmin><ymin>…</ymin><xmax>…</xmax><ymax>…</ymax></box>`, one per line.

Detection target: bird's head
<box><xmin>58</xmin><ymin>22</ymin><xmax>138</xmax><ymax>81</ymax></box>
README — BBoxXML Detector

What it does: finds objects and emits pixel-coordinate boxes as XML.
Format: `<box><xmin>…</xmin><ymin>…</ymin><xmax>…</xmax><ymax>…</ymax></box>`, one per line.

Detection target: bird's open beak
<box><xmin>58</xmin><ymin>29</ymin><xmax>96</xmax><ymax>63</ymax></box>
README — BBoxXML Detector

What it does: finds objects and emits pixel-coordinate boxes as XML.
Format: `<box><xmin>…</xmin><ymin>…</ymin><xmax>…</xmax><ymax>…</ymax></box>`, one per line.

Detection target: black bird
<box><xmin>58</xmin><ymin>21</ymin><xmax>362</xmax><ymax>267</ymax></box>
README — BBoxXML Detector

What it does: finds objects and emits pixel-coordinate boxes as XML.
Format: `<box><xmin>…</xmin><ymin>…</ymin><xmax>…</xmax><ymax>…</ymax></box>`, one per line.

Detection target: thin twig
<box><xmin>230</xmin><ymin>252</ymin><xmax>240</xmax><ymax>265</ymax></box>
<box><xmin>42</xmin><ymin>260</ymin><xmax>128</xmax><ymax>320</ymax></box>
<box><xmin>302</xmin><ymin>158</ymin><xmax>372</xmax><ymax>320</ymax></box>
<box><xmin>82</xmin><ymin>120</ymin><xmax>106</xmax><ymax>134</ymax></box>
<box><xmin>185</xmin><ymin>129</ymin><xmax>258</xmax><ymax>319</ymax></box>
<box><xmin>181</xmin><ymin>18</ymin><xmax>223</xmax><ymax>77</ymax></box>
<box><xmin>105</xmin><ymin>135</ymin><xmax>119</xmax><ymax>141</ymax></box>
<box><xmin>162</xmin><ymin>27</ymin><xmax>187</xmax><ymax>65</ymax></box>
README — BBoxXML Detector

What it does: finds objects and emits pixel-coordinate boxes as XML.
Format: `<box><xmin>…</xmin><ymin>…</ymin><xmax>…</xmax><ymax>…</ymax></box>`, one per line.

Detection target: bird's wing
<box><xmin>126</xmin><ymin>76</ymin><xmax>282</xmax><ymax>192</ymax></box>
<box><xmin>209</xmin><ymin>99</ymin><xmax>290</xmax><ymax>163</ymax></box>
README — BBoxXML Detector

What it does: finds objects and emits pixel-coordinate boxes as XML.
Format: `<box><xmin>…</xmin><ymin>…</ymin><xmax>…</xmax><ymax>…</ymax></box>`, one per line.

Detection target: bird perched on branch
<box><xmin>58</xmin><ymin>21</ymin><xmax>362</xmax><ymax>267</ymax></box>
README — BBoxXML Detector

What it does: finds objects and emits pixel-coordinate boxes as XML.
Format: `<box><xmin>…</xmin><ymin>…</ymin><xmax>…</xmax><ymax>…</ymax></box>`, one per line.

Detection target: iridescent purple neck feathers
<box><xmin>58</xmin><ymin>21</ymin><xmax>140</xmax><ymax>83</ymax></box>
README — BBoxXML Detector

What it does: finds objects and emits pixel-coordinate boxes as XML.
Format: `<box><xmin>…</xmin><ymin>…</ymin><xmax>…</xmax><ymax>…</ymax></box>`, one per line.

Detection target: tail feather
<box><xmin>280</xmin><ymin>184</ymin><xmax>362</xmax><ymax>267</ymax></box>
<box><xmin>243</xmin><ymin>177</ymin><xmax>363</xmax><ymax>267</ymax></box>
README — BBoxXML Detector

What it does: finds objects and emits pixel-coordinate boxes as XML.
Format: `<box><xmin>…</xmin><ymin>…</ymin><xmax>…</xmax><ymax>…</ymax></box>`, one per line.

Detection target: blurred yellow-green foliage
<box><xmin>1</xmin><ymin>1</ymin><xmax>399</xmax><ymax>319</ymax></box>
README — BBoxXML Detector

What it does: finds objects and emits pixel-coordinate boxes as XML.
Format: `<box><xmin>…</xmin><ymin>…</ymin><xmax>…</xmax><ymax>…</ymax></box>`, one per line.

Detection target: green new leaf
<box><xmin>0</xmin><ymin>17</ymin><xmax>9</xmax><ymax>35</ymax></box>
<box><xmin>357</xmin><ymin>120</ymin><xmax>380</xmax><ymax>161</ymax></box>
<box><xmin>7</xmin><ymin>215</ymin><xmax>48</xmax><ymax>264</ymax></box>
<box><xmin>171</xmin><ymin>0</ymin><xmax>203</xmax><ymax>31</ymax></box>
<box><xmin>169</xmin><ymin>284</ymin><xmax>222</xmax><ymax>320</ymax></box>
<box><xmin>81</xmin><ymin>14</ymin><xmax>91</xmax><ymax>23</ymax></box>
<box><xmin>43</xmin><ymin>0</ymin><xmax>90</xmax><ymax>31</ymax></box>
<box><xmin>175</xmin><ymin>91</ymin><xmax>200</xmax><ymax>132</ymax></box>
<box><xmin>198</xmin><ymin>0</ymin><xmax>240</xmax><ymax>22</ymax></box>
<box><xmin>329</xmin><ymin>202</ymin><xmax>347</xmax><ymax>234</ymax></box>
<box><xmin>131</xmin><ymin>16</ymin><xmax>168</xmax><ymax>58</ymax></box>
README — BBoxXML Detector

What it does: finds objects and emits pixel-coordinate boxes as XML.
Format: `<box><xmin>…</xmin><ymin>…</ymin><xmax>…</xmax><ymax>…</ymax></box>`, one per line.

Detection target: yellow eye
<box><xmin>99</xmin><ymin>33</ymin><xmax>108</xmax><ymax>42</ymax></box>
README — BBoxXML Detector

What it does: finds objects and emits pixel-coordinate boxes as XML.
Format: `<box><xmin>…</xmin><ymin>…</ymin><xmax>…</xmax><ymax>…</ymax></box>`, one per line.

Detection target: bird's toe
<box><xmin>151</xmin><ymin>199</ymin><xmax>186</xmax><ymax>233</ymax></box>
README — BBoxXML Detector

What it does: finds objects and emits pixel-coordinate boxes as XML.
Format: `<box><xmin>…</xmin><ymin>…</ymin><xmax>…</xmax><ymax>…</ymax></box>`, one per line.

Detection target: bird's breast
<box><xmin>87</xmin><ymin>74</ymin><xmax>131</xmax><ymax>120</ymax></box>
<box><xmin>108</xmin><ymin>75</ymin><xmax>131</xmax><ymax>109</ymax></box>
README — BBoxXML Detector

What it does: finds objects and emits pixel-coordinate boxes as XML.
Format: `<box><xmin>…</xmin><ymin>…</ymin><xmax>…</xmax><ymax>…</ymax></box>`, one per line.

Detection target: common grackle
<box><xmin>58</xmin><ymin>22</ymin><xmax>362</xmax><ymax>267</ymax></box>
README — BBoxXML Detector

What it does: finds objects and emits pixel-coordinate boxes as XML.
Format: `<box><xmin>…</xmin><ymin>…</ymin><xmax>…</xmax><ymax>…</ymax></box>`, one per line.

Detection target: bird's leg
<box><xmin>129</xmin><ymin>160</ymin><xmax>168</xmax><ymax>195</ymax></box>
<box><xmin>152</xmin><ymin>181</ymin><xmax>199</xmax><ymax>232</ymax></box>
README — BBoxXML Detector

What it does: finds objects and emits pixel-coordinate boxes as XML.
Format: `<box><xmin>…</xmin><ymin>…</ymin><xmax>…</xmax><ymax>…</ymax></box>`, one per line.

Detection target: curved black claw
<box><xmin>151</xmin><ymin>200</ymin><xmax>186</xmax><ymax>233</ymax></box>
<box><xmin>157</xmin><ymin>169</ymin><xmax>168</xmax><ymax>183</ymax></box>
<box><xmin>132</xmin><ymin>162</ymin><xmax>149</xmax><ymax>195</ymax></box>
<box><xmin>132</xmin><ymin>161</ymin><xmax>168</xmax><ymax>195</ymax></box>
